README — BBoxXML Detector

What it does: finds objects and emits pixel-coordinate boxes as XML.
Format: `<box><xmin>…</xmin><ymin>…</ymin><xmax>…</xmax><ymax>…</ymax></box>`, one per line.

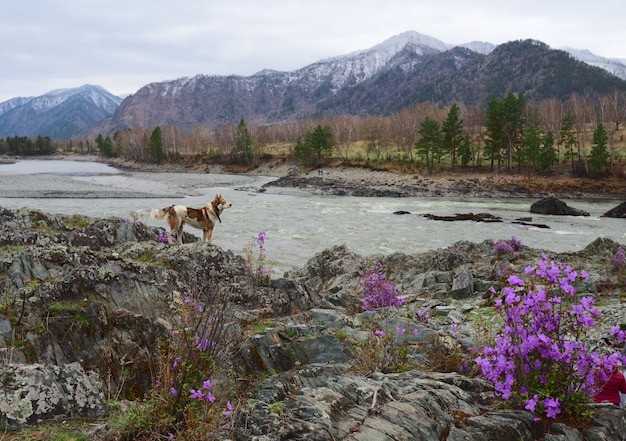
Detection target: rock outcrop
<box><xmin>602</xmin><ymin>201</ymin><xmax>626</xmax><ymax>218</ymax></box>
<box><xmin>0</xmin><ymin>363</ymin><xmax>107</xmax><ymax>430</ymax></box>
<box><xmin>1</xmin><ymin>206</ymin><xmax>626</xmax><ymax>439</ymax></box>
<box><xmin>530</xmin><ymin>197</ymin><xmax>590</xmax><ymax>216</ymax></box>
<box><xmin>236</xmin><ymin>364</ymin><xmax>626</xmax><ymax>441</ymax></box>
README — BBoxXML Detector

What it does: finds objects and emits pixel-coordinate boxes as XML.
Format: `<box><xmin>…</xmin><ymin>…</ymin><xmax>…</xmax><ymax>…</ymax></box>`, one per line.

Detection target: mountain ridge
<box><xmin>0</xmin><ymin>85</ymin><xmax>123</xmax><ymax>139</ymax></box>
<box><xmin>2</xmin><ymin>31</ymin><xmax>626</xmax><ymax>139</ymax></box>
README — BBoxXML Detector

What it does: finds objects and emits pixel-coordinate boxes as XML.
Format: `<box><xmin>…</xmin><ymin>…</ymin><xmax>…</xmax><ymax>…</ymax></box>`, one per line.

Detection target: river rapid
<box><xmin>1</xmin><ymin>159</ymin><xmax>624</xmax><ymax>273</ymax></box>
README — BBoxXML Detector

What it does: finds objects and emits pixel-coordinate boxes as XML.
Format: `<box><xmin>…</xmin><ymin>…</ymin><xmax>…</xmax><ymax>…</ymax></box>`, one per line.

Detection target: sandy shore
<box><xmin>0</xmin><ymin>156</ymin><xmax>257</xmax><ymax>198</ymax></box>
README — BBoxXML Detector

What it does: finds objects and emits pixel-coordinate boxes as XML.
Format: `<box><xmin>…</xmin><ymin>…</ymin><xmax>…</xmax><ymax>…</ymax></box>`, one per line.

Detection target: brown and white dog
<box><xmin>150</xmin><ymin>194</ymin><xmax>232</xmax><ymax>244</ymax></box>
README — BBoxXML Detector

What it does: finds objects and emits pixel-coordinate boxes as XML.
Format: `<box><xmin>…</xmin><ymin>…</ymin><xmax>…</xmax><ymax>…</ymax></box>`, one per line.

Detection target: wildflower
<box><xmin>507</xmin><ymin>275</ymin><xmax>525</xmax><ymax>286</ymax></box>
<box><xmin>170</xmin><ymin>387</ymin><xmax>178</xmax><ymax>397</ymax></box>
<box><xmin>223</xmin><ymin>401</ymin><xmax>234</xmax><ymax>418</ymax></box>
<box><xmin>525</xmin><ymin>394</ymin><xmax>539</xmax><ymax>412</ymax></box>
<box><xmin>360</xmin><ymin>262</ymin><xmax>406</xmax><ymax>311</ymax></box>
<box><xmin>374</xmin><ymin>329</ymin><xmax>385</xmax><ymax>336</ymax></box>
<box><xmin>472</xmin><ymin>254</ymin><xmax>626</xmax><ymax>420</ymax></box>
<box><xmin>396</xmin><ymin>327</ymin><xmax>406</xmax><ymax>335</ymax></box>
<box><xmin>189</xmin><ymin>389</ymin><xmax>204</xmax><ymax>400</ymax></box>
<box><xmin>543</xmin><ymin>398</ymin><xmax>561</xmax><ymax>419</ymax></box>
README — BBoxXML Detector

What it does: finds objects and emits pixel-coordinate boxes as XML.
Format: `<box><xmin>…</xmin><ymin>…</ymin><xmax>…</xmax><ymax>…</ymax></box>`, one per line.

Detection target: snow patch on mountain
<box><xmin>563</xmin><ymin>48</ymin><xmax>626</xmax><ymax>81</ymax></box>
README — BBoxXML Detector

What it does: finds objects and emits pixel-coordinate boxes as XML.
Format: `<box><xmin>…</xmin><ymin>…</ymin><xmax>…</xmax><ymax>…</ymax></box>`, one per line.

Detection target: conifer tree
<box><xmin>235</xmin><ymin>118</ymin><xmax>253</xmax><ymax>164</ymax></box>
<box><xmin>415</xmin><ymin>117</ymin><xmax>442</xmax><ymax>174</ymax></box>
<box><xmin>147</xmin><ymin>126</ymin><xmax>164</xmax><ymax>162</ymax></box>
<box><xmin>442</xmin><ymin>103</ymin><xmax>464</xmax><ymax>170</ymax></box>
<box><xmin>588</xmin><ymin>123</ymin><xmax>610</xmax><ymax>176</ymax></box>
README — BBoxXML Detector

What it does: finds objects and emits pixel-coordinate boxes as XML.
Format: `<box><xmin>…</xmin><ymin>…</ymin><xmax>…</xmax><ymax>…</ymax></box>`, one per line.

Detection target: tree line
<box><xmin>4</xmin><ymin>91</ymin><xmax>626</xmax><ymax>177</ymax></box>
<box><xmin>0</xmin><ymin>135</ymin><xmax>55</xmax><ymax>156</ymax></box>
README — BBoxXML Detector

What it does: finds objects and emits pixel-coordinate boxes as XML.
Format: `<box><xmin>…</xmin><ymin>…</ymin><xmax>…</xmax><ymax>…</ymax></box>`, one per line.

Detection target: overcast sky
<box><xmin>1</xmin><ymin>0</ymin><xmax>625</xmax><ymax>102</ymax></box>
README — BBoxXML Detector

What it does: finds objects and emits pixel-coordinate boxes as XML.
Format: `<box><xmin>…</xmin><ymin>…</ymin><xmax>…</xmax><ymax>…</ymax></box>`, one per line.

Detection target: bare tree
<box><xmin>329</xmin><ymin>115</ymin><xmax>359</xmax><ymax>160</ymax></box>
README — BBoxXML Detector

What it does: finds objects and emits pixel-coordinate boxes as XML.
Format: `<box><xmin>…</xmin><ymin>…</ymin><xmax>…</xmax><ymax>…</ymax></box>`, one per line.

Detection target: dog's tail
<box><xmin>150</xmin><ymin>208</ymin><xmax>166</xmax><ymax>219</ymax></box>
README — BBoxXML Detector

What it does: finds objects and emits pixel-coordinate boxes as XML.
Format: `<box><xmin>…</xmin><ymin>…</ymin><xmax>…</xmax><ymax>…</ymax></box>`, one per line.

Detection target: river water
<box><xmin>1</xmin><ymin>159</ymin><xmax>624</xmax><ymax>273</ymax></box>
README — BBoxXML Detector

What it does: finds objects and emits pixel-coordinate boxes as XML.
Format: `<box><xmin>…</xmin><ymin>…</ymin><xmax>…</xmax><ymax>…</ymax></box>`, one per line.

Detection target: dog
<box><xmin>150</xmin><ymin>194</ymin><xmax>232</xmax><ymax>245</ymax></box>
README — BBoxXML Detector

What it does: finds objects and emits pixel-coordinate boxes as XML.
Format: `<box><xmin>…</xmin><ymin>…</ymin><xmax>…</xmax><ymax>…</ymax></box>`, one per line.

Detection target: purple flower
<box><xmin>374</xmin><ymin>329</ymin><xmax>385</xmax><ymax>336</ymax></box>
<box><xmin>170</xmin><ymin>387</ymin><xmax>178</xmax><ymax>397</ymax></box>
<box><xmin>360</xmin><ymin>262</ymin><xmax>406</xmax><ymax>311</ymax></box>
<box><xmin>543</xmin><ymin>398</ymin><xmax>561</xmax><ymax>419</ymax></box>
<box><xmin>203</xmin><ymin>379</ymin><xmax>212</xmax><ymax>389</ymax></box>
<box><xmin>472</xmin><ymin>255</ymin><xmax>613</xmax><ymax>420</ymax></box>
<box><xmin>525</xmin><ymin>394</ymin><xmax>539</xmax><ymax>412</ymax></box>
<box><xmin>507</xmin><ymin>275</ymin><xmax>525</xmax><ymax>286</ymax></box>
<box><xmin>223</xmin><ymin>400</ymin><xmax>234</xmax><ymax>418</ymax></box>
<box><xmin>190</xmin><ymin>389</ymin><xmax>204</xmax><ymax>400</ymax></box>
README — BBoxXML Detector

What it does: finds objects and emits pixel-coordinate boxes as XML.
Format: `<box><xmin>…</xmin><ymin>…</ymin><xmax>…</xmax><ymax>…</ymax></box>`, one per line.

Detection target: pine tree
<box><xmin>539</xmin><ymin>131</ymin><xmax>557</xmax><ymax>171</ymax></box>
<box><xmin>588</xmin><ymin>123</ymin><xmax>610</xmax><ymax>176</ymax></box>
<box><xmin>559</xmin><ymin>111</ymin><xmax>577</xmax><ymax>174</ymax></box>
<box><xmin>147</xmin><ymin>126</ymin><xmax>164</xmax><ymax>162</ymax></box>
<box><xmin>442</xmin><ymin>103</ymin><xmax>464</xmax><ymax>170</ymax></box>
<box><xmin>235</xmin><ymin>118</ymin><xmax>253</xmax><ymax>164</ymax></box>
<box><xmin>415</xmin><ymin>117</ymin><xmax>442</xmax><ymax>174</ymax></box>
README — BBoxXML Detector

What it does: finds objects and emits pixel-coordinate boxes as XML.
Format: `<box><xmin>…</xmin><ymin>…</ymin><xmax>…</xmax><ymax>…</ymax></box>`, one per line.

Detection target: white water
<box><xmin>1</xmin><ymin>160</ymin><xmax>624</xmax><ymax>273</ymax></box>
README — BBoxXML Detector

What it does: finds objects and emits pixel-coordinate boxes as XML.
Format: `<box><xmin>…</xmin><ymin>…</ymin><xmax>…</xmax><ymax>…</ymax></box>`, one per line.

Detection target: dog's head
<box><xmin>213</xmin><ymin>194</ymin><xmax>231</xmax><ymax>212</ymax></box>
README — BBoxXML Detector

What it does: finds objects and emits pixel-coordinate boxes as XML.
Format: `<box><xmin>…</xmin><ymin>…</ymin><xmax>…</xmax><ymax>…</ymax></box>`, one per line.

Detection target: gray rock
<box><xmin>0</xmin><ymin>362</ymin><xmax>107</xmax><ymax>430</ymax></box>
<box><xmin>451</xmin><ymin>264</ymin><xmax>475</xmax><ymax>298</ymax></box>
<box><xmin>530</xmin><ymin>197</ymin><xmax>590</xmax><ymax>216</ymax></box>
<box><xmin>601</xmin><ymin>201</ymin><xmax>626</xmax><ymax>218</ymax></box>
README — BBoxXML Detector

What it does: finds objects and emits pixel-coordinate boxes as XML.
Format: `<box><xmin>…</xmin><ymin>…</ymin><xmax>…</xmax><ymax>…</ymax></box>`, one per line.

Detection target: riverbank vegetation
<box><xmin>2</xmin><ymin>92</ymin><xmax>625</xmax><ymax>180</ymax></box>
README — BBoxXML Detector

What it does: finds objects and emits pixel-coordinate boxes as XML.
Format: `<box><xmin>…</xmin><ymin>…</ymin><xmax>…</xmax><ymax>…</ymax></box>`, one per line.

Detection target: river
<box><xmin>1</xmin><ymin>159</ymin><xmax>624</xmax><ymax>273</ymax></box>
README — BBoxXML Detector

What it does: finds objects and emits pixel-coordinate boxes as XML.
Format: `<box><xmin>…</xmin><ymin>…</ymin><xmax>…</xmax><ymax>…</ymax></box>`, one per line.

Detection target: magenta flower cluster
<box><xmin>611</xmin><ymin>246</ymin><xmax>625</xmax><ymax>271</ymax></box>
<box><xmin>493</xmin><ymin>236</ymin><xmax>523</xmax><ymax>257</ymax></box>
<box><xmin>158</xmin><ymin>230</ymin><xmax>169</xmax><ymax>243</ymax></box>
<box><xmin>473</xmin><ymin>252</ymin><xmax>626</xmax><ymax>420</ymax></box>
<box><xmin>360</xmin><ymin>262</ymin><xmax>406</xmax><ymax>311</ymax></box>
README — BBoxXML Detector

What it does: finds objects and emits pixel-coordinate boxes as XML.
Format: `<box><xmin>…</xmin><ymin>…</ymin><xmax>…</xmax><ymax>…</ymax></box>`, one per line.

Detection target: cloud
<box><xmin>0</xmin><ymin>0</ymin><xmax>624</xmax><ymax>102</ymax></box>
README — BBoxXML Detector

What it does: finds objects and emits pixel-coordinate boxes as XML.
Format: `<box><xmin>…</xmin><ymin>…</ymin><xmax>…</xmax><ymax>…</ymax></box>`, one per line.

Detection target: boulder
<box><xmin>601</xmin><ymin>201</ymin><xmax>626</xmax><ymax>218</ymax></box>
<box><xmin>530</xmin><ymin>197</ymin><xmax>590</xmax><ymax>216</ymax></box>
<box><xmin>0</xmin><ymin>362</ymin><xmax>107</xmax><ymax>430</ymax></box>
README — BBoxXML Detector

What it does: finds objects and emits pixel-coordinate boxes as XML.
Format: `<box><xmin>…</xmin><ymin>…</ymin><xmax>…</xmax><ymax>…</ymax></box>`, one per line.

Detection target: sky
<box><xmin>2</xmin><ymin>0</ymin><xmax>625</xmax><ymax>102</ymax></box>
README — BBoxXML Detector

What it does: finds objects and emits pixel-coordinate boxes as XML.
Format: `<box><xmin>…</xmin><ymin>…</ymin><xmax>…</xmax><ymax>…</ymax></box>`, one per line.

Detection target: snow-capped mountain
<box><xmin>94</xmin><ymin>31</ymin><xmax>625</xmax><ymax>135</ymax></box>
<box><xmin>2</xmin><ymin>31</ymin><xmax>626</xmax><ymax>139</ymax></box>
<box><xmin>0</xmin><ymin>85</ymin><xmax>123</xmax><ymax>139</ymax></box>
<box><xmin>0</xmin><ymin>85</ymin><xmax>121</xmax><ymax>117</ymax></box>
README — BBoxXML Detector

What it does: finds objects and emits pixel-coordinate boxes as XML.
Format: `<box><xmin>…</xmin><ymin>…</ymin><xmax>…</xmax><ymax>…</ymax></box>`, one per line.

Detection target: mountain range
<box><xmin>1</xmin><ymin>31</ymin><xmax>626</xmax><ymax>140</ymax></box>
<box><xmin>0</xmin><ymin>85</ymin><xmax>122</xmax><ymax>139</ymax></box>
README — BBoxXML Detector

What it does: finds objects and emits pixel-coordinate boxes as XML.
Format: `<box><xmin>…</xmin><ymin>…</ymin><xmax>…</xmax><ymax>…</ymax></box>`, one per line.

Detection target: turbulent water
<box><xmin>1</xmin><ymin>160</ymin><xmax>624</xmax><ymax>273</ymax></box>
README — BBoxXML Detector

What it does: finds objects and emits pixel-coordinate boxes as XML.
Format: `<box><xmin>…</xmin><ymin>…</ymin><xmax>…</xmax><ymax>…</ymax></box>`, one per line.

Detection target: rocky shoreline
<box><xmin>1</xmin><ymin>204</ymin><xmax>626</xmax><ymax>439</ymax></box>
